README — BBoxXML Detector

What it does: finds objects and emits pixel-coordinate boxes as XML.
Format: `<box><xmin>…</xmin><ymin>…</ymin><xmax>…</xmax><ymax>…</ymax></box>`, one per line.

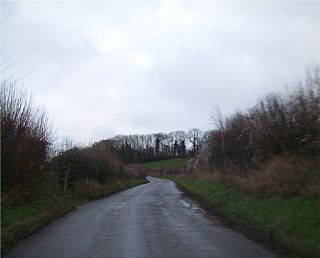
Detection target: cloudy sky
<box><xmin>2</xmin><ymin>0</ymin><xmax>320</xmax><ymax>142</ymax></box>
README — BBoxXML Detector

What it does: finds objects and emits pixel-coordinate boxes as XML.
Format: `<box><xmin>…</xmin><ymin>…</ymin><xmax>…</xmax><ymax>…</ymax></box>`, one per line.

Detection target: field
<box><xmin>142</xmin><ymin>158</ymin><xmax>186</xmax><ymax>169</ymax></box>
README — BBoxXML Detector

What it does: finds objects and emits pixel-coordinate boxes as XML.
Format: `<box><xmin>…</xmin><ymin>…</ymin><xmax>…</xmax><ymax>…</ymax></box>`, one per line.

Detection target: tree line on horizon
<box><xmin>100</xmin><ymin>129</ymin><xmax>212</xmax><ymax>163</ymax></box>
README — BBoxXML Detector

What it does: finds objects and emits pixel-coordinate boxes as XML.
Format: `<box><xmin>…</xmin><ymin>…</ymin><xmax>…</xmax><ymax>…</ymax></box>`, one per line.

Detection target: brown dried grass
<box><xmin>195</xmin><ymin>155</ymin><xmax>319</xmax><ymax>196</ymax></box>
<box><xmin>74</xmin><ymin>180</ymin><xmax>105</xmax><ymax>199</ymax></box>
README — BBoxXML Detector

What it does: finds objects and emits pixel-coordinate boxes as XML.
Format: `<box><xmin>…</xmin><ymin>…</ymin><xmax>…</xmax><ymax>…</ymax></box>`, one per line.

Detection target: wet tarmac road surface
<box><xmin>4</xmin><ymin>176</ymin><xmax>277</xmax><ymax>258</ymax></box>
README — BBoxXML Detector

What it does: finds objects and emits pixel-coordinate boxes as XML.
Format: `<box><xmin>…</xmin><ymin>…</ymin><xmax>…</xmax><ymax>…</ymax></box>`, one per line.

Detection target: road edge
<box><xmin>159</xmin><ymin>175</ymin><xmax>318</xmax><ymax>258</ymax></box>
<box><xmin>1</xmin><ymin>178</ymin><xmax>149</xmax><ymax>255</ymax></box>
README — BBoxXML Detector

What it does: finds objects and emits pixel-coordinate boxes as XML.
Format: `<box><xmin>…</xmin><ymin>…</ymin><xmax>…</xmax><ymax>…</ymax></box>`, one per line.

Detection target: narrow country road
<box><xmin>5</xmin><ymin>177</ymin><xmax>277</xmax><ymax>258</ymax></box>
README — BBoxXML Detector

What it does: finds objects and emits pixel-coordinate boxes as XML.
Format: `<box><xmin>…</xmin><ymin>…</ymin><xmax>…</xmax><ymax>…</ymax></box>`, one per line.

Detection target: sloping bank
<box><xmin>161</xmin><ymin>175</ymin><xmax>319</xmax><ymax>258</ymax></box>
<box><xmin>1</xmin><ymin>178</ymin><xmax>148</xmax><ymax>253</ymax></box>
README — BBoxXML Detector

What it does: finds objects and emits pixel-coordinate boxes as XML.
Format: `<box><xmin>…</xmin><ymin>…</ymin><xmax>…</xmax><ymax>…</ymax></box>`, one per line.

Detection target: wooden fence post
<box><xmin>64</xmin><ymin>168</ymin><xmax>69</xmax><ymax>192</ymax></box>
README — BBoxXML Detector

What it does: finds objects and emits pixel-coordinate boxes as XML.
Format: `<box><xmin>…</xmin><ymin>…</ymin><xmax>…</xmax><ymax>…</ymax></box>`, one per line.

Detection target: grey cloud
<box><xmin>2</xmin><ymin>1</ymin><xmax>319</xmax><ymax>142</ymax></box>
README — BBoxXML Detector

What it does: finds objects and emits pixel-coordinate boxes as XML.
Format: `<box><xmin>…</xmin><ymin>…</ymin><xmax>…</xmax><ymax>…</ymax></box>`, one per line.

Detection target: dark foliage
<box><xmin>210</xmin><ymin>67</ymin><xmax>320</xmax><ymax>172</ymax></box>
<box><xmin>49</xmin><ymin>142</ymin><xmax>125</xmax><ymax>190</ymax></box>
<box><xmin>106</xmin><ymin>130</ymin><xmax>211</xmax><ymax>163</ymax></box>
<box><xmin>1</xmin><ymin>81</ymin><xmax>53</xmax><ymax>192</ymax></box>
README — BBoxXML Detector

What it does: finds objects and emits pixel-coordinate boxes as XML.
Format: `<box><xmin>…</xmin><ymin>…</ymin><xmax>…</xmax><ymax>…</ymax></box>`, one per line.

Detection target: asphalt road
<box><xmin>5</xmin><ymin>177</ymin><xmax>277</xmax><ymax>258</ymax></box>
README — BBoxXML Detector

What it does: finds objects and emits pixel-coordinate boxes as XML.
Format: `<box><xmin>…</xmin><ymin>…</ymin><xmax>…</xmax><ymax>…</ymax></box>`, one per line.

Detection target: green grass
<box><xmin>142</xmin><ymin>158</ymin><xmax>185</xmax><ymax>169</ymax></box>
<box><xmin>1</xmin><ymin>192</ymin><xmax>79</xmax><ymax>253</ymax></box>
<box><xmin>1</xmin><ymin>178</ymin><xmax>148</xmax><ymax>252</ymax></box>
<box><xmin>162</xmin><ymin>175</ymin><xmax>319</xmax><ymax>258</ymax></box>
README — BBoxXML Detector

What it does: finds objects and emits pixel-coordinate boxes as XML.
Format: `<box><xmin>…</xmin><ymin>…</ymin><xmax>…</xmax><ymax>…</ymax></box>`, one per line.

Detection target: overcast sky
<box><xmin>2</xmin><ymin>1</ymin><xmax>320</xmax><ymax>143</ymax></box>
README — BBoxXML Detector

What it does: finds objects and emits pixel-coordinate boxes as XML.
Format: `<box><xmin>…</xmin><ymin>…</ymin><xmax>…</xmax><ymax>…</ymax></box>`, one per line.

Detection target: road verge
<box><xmin>1</xmin><ymin>178</ymin><xmax>148</xmax><ymax>253</ymax></box>
<box><xmin>160</xmin><ymin>175</ymin><xmax>319</xmax><ymax>258</ymax></box>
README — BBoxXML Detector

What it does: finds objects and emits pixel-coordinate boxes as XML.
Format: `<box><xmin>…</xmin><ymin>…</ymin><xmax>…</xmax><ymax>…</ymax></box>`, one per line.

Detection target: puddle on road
<box><xmin>178</xmin><ymin>194</ymin><xmax>222</xmax><ymax>226</ymax></box>
<box><xmin>179</xmin><ymin>199</ymin><xmax>192</xmax><ymax>208</ymax></box>
<box><xmin>179</xmin><ymin>197</ymin><xmax>206</xmax><ymax>214</ymax></box>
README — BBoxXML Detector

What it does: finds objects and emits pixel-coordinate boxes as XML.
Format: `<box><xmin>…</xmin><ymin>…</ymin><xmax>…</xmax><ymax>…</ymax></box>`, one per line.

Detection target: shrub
<box><xmin>74</xmin><ymin>180</ymin><xmax>105</xmax><ymax>199</ymax></box>
<box><xmin>1</xmin><ymin>81</ymin><xmax>53</xmax><ymax>193</ymax></box>
<box><xmin>49</xmin><ymin>141</ymin><xmax>126</xmax><ymax>190</ymax></box>
<box><xmin>210</xmin><ymin>67</ymin><xmax>320</xmax><ymax>172</ymax></box>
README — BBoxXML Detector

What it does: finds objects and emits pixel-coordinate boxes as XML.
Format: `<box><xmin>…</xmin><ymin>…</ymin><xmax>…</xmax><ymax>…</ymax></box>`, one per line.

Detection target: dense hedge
<box><xmin>210</xmin><ymin>68</ymin><xmax>319</xmax><ymax>172</ymax></box>
<box><xmin>49</xmin><ymin>145</ymin><xmax>125</xmax><ymax>189</ymax></box>
<box><xmin>1</xmin><ymin>81</ymin><xmax>52</xmax><ymax>192</ymax></box>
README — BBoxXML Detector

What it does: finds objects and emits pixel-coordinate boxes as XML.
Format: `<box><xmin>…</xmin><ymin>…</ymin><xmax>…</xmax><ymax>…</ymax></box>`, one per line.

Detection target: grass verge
<box><xmin>161</xmin><ymin>175</ymin><xmax>319</xmax><ymax>258</ymax></box>
<box><xmin>142</xmin><ymin>158</ymin><xmax>185</xmax><ymax>169</ymax></box>
<box><xmin>1</xmin><ymin>178</ymin><xmax>148</xmax><ymax>253</ymax></box>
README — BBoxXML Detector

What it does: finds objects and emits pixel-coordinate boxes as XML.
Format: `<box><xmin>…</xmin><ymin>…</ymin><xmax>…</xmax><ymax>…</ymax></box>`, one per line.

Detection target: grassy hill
<box><xmin>142</xmin><ymin>158</ymin><xmax>185</xmax><ymax>169</ymax></box>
